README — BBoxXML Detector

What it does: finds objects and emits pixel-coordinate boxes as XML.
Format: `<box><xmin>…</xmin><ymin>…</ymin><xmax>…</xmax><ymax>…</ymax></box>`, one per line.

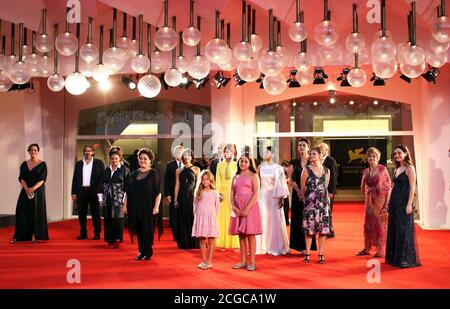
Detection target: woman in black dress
<box><xmin>289</xmin><ymin>138</ymin><xmax>316</xmax><ymax>254</ymax></box>
<box><xmin>385</xmin><ymin>144</ymin><xmax>421</xmax><ymax>268</ymax></box>
<box><xmin>174</xmin><ymin>148</ymin><xmax>200</xmax><ymax>249</ymax></box>
<box><xmin>100</xmin><ymin>146</ymin><xmax>130</xmax><ymax>248</ymax></box>
<box><xmin>126</xmin><ymin>148</ymin><xmax>161</xmax><ymax>260</ymax></box>
<box><xmin>11</xmin><ymin>144</ymin><xmax>49</xmax><ymax>244</ymax></box>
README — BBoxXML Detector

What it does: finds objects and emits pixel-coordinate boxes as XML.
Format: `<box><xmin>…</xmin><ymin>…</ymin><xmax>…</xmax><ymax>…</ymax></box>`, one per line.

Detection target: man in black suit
<box><xmin>163</xmin><ymin>145</ymin><xmax>184</xmax><ymax>240</ymax></box>
<box><xmin>71</xmin><ymin>145</ymin><xmax>105</xmax><ymax>240</ymax></box>
<box><xmin>209</xmin><ymin>143</ymin><xmax>225</xmax><ymax>177</ymax></box>
<box><xmin>319</xmin><ymin>143</ymin><xmax>337</xmax><ymax>238</ymax></box>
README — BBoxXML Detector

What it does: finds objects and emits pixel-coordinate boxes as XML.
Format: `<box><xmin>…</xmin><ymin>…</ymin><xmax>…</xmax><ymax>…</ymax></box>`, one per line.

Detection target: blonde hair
<box><xmin>195</xmin><ymin>170</ymin><xmax>216</xmax><ymax>200</ymax></box>
<box><xmin>366</xmin><ymin>147</ymin><xmax>381</xmax><ymax>161</ymax></box>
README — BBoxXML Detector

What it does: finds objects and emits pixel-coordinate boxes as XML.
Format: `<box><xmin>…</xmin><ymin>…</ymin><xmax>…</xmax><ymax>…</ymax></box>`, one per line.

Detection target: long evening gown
<box><xmin>127</xmin><ymin>169</ymin><xmax>161</xmax><ymax>258</ymax></box>
<box><xmin>215</xmin><ymin>160</ymin><xmax>240</xmax><ymax>249</ymax></box>
<box><xmin>290</xmin><ymin>159</ymin><xmax>316</xmax><ymax>252</ymax></box>
<box><xmin>257</xmin><ymin>163</ymin><xmax>290</xmax><ymax>255</ymax></box>
<box><xmin>176</xmin><ymin>166</ymin><xmax>199</xmax><ymax>249</ymax></box>
<box><xmin>13</xmin><ymin>161</ymin><xmax>49</xmax><ymax>242</ymax></box>
<box><xmin>385</xmin><ymin>170</ymin><xmax>421</xmax><ymax>268</ymax></box>
<box><xmin>361</xmin><ymin>165</ymin><xmax>391</xmax><ymax>255</ymax></box>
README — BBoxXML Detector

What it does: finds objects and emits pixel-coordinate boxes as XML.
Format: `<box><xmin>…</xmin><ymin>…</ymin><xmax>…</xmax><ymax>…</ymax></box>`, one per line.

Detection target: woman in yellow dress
<box><xmin>215</xmin><ymin>144</ymin><xmax>240</xmax><ymax>249</ymax></box>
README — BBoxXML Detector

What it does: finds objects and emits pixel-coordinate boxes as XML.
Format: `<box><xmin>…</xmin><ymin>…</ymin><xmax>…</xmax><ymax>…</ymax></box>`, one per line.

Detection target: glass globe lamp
<box><xmin>154</xmin><ymin>26</ymin><xmax>178</xmax><ymax>51</ymax></box>
<box><xmin>35</xmin><ymin>33</ymin><xmax>53</xmax><ymax>53</ymax></box>
<box><xmin>314</xmin><ymin>20</ymin><xmax>339</xmax><ymax>47</ymax></box>
<box><xmin>293</xmin><ymin>52</ymin><xmax>312</xmax><ymax>72</ymax></box>
<box><xmin>164</xmin><ymin>68</ymin><xmax>182</xmax><ymax>87</ymax></box>
<box><xmin>404</xmin><ymin>45</ymin><xmax>426</xmax><ymax>66</ymax></box>
<box><xmin>182</xmin><ymin>26</ymin><xmax>201</xmax><ymax>47</ymax></box>
<box><xmin>80</xmin><ymin>43</ymin><xmax>99</xmax><ymax>63</ymax></box>
<box><xmin>55</xmin><ymin>31</ymin><xmax>78</xmax><ymax>56</ymax></box>
<box><xmin>289</xmin><ymin>22</ymin><xmax>308</xmax><ymax>43</ymax></box>
<box><xmin>219</xmin><ymin>51</ymin><xmax>238</xmax><ymax>71</ymax></box>
<box><xmin>8</xmin><ymin>61</ymin><xmax>31</xmax><ymax>84</ymax></box>
<box><xmin>80</xmin><ymin>60</ymin><xmax>96</xmax><ymax>78</ymax></box>
<box><xmin>0</xmin><ymin>70</ymin><xmax>13</xmax><ymax>92</ymax></box>
<box><xmin>347</xmin><ymin>68</ymin><xmax>367</xmax><ymax>88</ymax></box>
<box><xmin>251</xmin><ymin>34</ymin><xmax>263</xmax><ymax>52</ymax></box>
<box><xmin>429</xmin><ymin>37</ymin><xmax>450</xmax><ymax>54</ymax></box>
<box><xmin>345</xmin><ymin>32</ymin><xmax>366</xmax><ymax>53</ymax></box>
<box><xmin>65</xmin><ymin>72</ymin><xmax>89</xmax><ymax>95</ymax></box>
<box><xmin>431</xmin><ymin>16</ymin><xmax>450</xmax><ymax>43</ymax></box>
<box><xmin>205</xmin><ymin>38</ymin><xmax>231</xmax><ymax>64</ymax></box>
<box><xmin>371</xmin><ymin>36</ymin><xmax>397</xmax><ymax>63</ymax></box>
<box><xmin>400</xmin><ymin>61</ymin><xmax>426</xmax><ymax>79</ymax></box>
<box><xmin>237</xmin><ymin>59</ymin><xmax>260</xmax><ymax>82</ymax></box>
<box><xmin>26</xmin><ymin>53</ymin><xmax>42</xmax><ymax>77</ymax></box>
<box><xmin>131</xmin><ymin>54</ymin><xmax>151</xmax><ymax>74</ymax></box>
<box><xmin>263</xmin><ymin>73</ymin><xmax>287</xmax><ymax>95</ymax></box>
<box><xmin>39</xmin><ymin>55</ymin><xmax>53</xmax><ymax>77</ymax></box>
<box><xmin>138</xmin><ymin>74</ymin><xmax>161</xmax><ymax>98</ymax></box>
<box><xmin>234</xmin><ymin>41</ymin><xmax>252</xmax><ymax>61</ymax></box>
<box><xmin>188</xmin><ymin>55</ymin><xmax>210</xmax><ymax>79</ymax></box>
<box><xmin>372</xmin><ymin>58</ymin><xmax>398</xmax><ymax>79</ymax></box>
<box><xmin>176</xmin><ymin>56</ymin><xmax>189</xmax><ymax>73</ymax></box>
<box><xmin>151</xmin><ymin>51</ymin><xmax>170</xmax><ymax>74</ymax></box>
<box><xmin>426</xmin><ymin>51</ymin><xmax>447</xmax><ymax>68</ymax></box>
<box><xmin>47</xmin><ymin>73</ymin><xmax>65</xmax><ymax>92</ymax></box>
<box><xmin>93</xmin><ymin>63</ymin><xmax>110</xmax><ymax>82</ymax></box>
<box><xmin>276</xmin><ymin>45</ymin><xmax>291</xmax><ymax>67</ymax></box>
<box><xmin>297</xmin><ymin>67</ymin><xmax>314</xmax><ymax>85</ymax></box>
<box><xmin>258</xmin><ymin>51</ymin><xmax>284</xmax><ymax>77</ymax></box>
<box><xmin>103</xmin><ymin>47</ymin><xmax>127</xmax><ymax>72</ymax></box>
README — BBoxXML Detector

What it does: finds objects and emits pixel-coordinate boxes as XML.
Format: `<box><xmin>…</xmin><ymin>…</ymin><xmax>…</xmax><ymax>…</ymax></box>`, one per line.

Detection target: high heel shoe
<box><xmin>318</xmin><ymin>255</ymin><xmax>325</xmax><ymax>264</ymax></box>
<box><xmin>10</xmin><ymin>239</ymin><xmax>17</xmax><ymax>244</ymax></box>
<box><xmin>303</xmin><ymin>254</ymin><xmax>311</xmax><ymax>263</ymax></box>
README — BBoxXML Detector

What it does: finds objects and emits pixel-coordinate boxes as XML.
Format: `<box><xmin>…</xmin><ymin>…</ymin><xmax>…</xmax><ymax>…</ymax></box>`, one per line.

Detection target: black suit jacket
<box><xmin>323</xmin><ymin>155</ymin><xmax>337</xmax><ymax>195</ymax></box>
<box><xmin>71</xmin><ymin>158</ymin><xmax>106</xmax><ymax>196</ymax></box>
<box><xmin>209</xmin><ymin>157</ymin><xmax>221</xmax><ymax>177</ymax></box>
<box><xmin>164</xmin><ymin>160</ymin><xmax>179</xmax><ymax>198</ymax></box>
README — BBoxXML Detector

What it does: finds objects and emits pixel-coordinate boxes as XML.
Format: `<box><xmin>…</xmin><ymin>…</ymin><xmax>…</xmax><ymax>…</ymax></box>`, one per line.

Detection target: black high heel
<box><xmin>318</xmin><ymin>255</ymin><xmax>325</xmax><ymax>264</ymax></box>
<box><xmin>303</xmin><ymin>254</ymin><xmax>311</xmax><ymax>263</ymax></box>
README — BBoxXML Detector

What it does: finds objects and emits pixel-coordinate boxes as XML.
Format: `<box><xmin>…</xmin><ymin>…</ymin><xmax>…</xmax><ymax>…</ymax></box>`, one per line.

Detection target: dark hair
<box><xmin>109</xmin><ymin>146</ymin><xmax>123</xmax><ymax>159</ymax></box>
<box><xmin>297</xmin><ymin>137</ymin><xmax>311</xmax><ymax>148</ymax></box>
<box><xmin>309</xmin><ymin>146</ymin><xmax>322</xmax><ymax>156</ymax></box>
<box><xmin>83</xmin><ymin>145</ymin><xmax>94</xmax><ymax>152</ymax></box>
<box><xmin>27</xmin><ymin>143</ymin><xmax>40</xmax><ymax>152</ymax></box>
<box><xmin>138</xmin><ymin>147</ymin><xmax>155</xmax><ymax>162</ymax></box>
<box><xmin>281</xmin><ymin>160</ymin><xmax>290</xmax><ymax>167</ymax></box>
<box><xmin>236</xmin><ymin>151</ymin><xmax>258</xmax><ymax>174</ymax></box>
<box><xmin>393</xmin><ymin>144</ymin><xmax>414</xmax><ymax>168</ymax></box>
<box><xmin>181</xmin><ymin>148</ymin><xmax>195</xmax><ymax>165</ymax></box>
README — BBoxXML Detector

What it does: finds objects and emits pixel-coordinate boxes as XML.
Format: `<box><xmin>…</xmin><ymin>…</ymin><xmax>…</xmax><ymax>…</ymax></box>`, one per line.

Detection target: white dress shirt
<box><xmin>82</xmin><ymin>159</ymin><xmax>94</xmax><ymax>187</ymax></box>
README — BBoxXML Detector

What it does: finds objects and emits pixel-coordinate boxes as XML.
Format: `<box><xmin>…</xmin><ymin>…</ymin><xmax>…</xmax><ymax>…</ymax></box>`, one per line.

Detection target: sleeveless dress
<box><xmin>228</xmin><ymin>174</ymin><xmax>263</xmax><ymax>235</ymax></box>
<box><xmin>192</xmin><ymin>190</ymin><xmax>220</xmax><ymax>238</ymax></box>
<box><xmin>176</xmin><ymin>166</ymin><xmax>199</xmax><ymax>249</ymax></box>
<box><xmin>385</xmin><ymin>170</ymin><xmax>421</xmax><ymax>268</ymax></box>
<box><xmin>303</xmin><ymin>166</ymin><xmax>331</xmax><ymax>235</ymax></box>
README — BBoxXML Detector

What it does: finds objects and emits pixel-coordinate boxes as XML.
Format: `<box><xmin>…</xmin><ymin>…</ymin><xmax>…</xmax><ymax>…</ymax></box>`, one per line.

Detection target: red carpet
<box><xmin>1</xmin><ymin>203</ymin><xmax>449</xmax><ymax>289</ymax></box>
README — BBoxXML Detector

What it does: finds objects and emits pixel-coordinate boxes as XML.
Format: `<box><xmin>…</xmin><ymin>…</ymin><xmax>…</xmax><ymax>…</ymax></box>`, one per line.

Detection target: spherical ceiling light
<box><xmin>372</xmin><ymin>58</ymin><xmax>398</xmax><ymax>79</ymax></box>
<box><xmin>426</xmin><ymin>51</ymin><xmax>448</xmax><ymax>68</ymax></box>
<box><xmin>345</xmin><ymin>32</ymin><xmax>366</xmax><ymax>53</ymax></box>
<box><xmin>347</xmin><ymin>67</ymin><xmax>367</xmax><ymax>87</ymax></box>
<box><xmin>403</xmin><ymin>45</ymin><xmax>426</xmax><ymax>66</ymax></box>
<box><xmin>293</xmin><ymin>52</ymin><xmax>312</xmax><ymax>72</ymax></box>
<box><xmin>219</xmin><ymin>51</ymin><xmax>239</xmax><ymax>71</ymax></box>
<box><xmin>237</xmin><ymin>59</ymin><xmax>260</xmax><ymax>82</ymax></box>
<box><xmin>431</xmin><ymin>16</ymin><xmax>450</xmax><ymax>43</ymax></box>
<box><xmin>138</xmin><ymin>74</ymin><xmax>161</xmax><ymax>98</ymax></box>
<box><xmin>36</xmin><ymin>33</ymin><xmax>53</xmax><ymax>54</ymax></box>
<box><xmin>429</xmin><ymin>37</ymin><xmax>450</xmax><ymax>54</ymax></box>
<box><xmin>151</xmin><ymin>50</ymin><xmax>170</xmax><ymax>73</ymax></box>
<box><xmin>39</xmin><ymin>54</ymin><xmax>53</xmax><ymax>77</ymax></box>
<box><xmin>80</xmin><ymin>43</ymin><xmax>99</xmax><ymax>64</ymax></box>
<box><xmin>205</xmin><ymin>38</ymin><xmax>231</xmax><ymax>64</ymax></box>
<box><xmin>314</xmin><ymin>20</ymin><xmax>339</xmax><ymax>47</ymax></box>
<box><xmin>258</xmin><ymin>51</ymin><xmax>284</xmax><ymax>77</ymax></box>
<box><xmin>65</xmin><ymin>72</ymin><xmax>89</xmax><ymax>95</ymax></box>
<box><xmin>187</xmin><ymin>55</ymin><xmax>210</xmax><ymax>79</ymax></box>
<box><xmin>251</xmin><ymin>34</ymin><xmax>263</xmax><ymax>52</ymax></box>
<box><xmin>263</xmin><ymin>73</ymin><xmax>287</xmax><ymax>95</ymax></box>
<box><xmin>126</xmin><ymin>39</ymin><xmax>139</xmax><ymax>58</ymax></box>
<box><xmin>80</xmin><ymin>60</ymin><xmax>96</xmax><ymax>78</ymax></box>
<box><xmin>234</xmin><ymin>41</ymin><xmax>252</xmax><ymax>61</ymax></box>
<box><xmin>176</xmin><ymin>55</ymin><xmax>189</xmax><ymax>73</ymax></box>
<box><xmin>131</xmin><ymin>54</ymin><xmax>151</xmax><ymax>74</ymax></box>
<box><xmin>154</xmin><ymin>26</ymin><xmax>178</xmax><ymax>51</ymax></box>
<box><xmin>397</xmin><ymin>42</ymin><xmax>410</xmax><ymax>64</ymax></box>
<box><xmin>93</xmin><ymin>63</ymin><xmax>110</xmax><ymax>82</ymax></box>
<box><xmin>8</xmin><ymin>61</ymin><xmax>31</xmax><ymax>85</ymax></box>
<box><xmin>47</xmin><ymin>73</ymin><xmax>65</xmax><ymax>92</ymax></box>
<box><xmin>164</xmin><ymin>67</ymin><xmax>183</xmax><ymax>87</ymax></box>
<box><xmin>400</xmin><ymin>61</ymin><xmax>426</xmax><ymax>79</ymax></box>
<box><xmin>183</xmin><ymin>26</ymin><xmax>201</xmax><ymax>47</ymax></box>
<box><xmin>0</xmin><ymin>70</ymin><xmax>13</xmax><ymax>92</ymax></box>
<box><xmin>276</xmin><ymin>45</ymin><xmax>291</xmax><ymax>67</ymax></box>
<box><xmin>289</xmin><ymin>22</ymin><xmax>308</xmax><ymax>43</ymax></box>
<box><xmin>55</xmin><ymin>31</ymin><xmax>78</xmax><ymax>56</ymax></box>
<box><xmin>103</xmin><ymin>47</ymin><xmax>127</xmax><ymax>72</ymax></box>
<box><xmin>297</xmin><ymin>67</ymin><xmax>314</xmax><ymax>85</ymax></box>
<box><xmin>371</xmin><ymin>35</ymin><xmax>397</xmax><ymax>63</ymax></box>
<box><xmin>26</xmin><ymin>53</ymin><xmax>42</xmax><ymax>77</ymax></box>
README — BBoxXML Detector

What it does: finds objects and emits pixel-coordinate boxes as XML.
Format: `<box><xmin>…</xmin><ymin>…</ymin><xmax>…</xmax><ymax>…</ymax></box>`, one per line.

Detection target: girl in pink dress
<box><xmin>192</xmin><ymin>170</ymin><xmax>220</xmax><ymax>270</ymax></box>
<box><xmin>229</xmin><ymin>152</ymin><xmax>262</xmax><ymax>271</ymax></box>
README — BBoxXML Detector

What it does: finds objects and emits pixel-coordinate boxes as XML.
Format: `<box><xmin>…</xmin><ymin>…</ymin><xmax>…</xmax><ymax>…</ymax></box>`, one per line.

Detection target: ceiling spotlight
<box><xmin>181</xmin><ymin>75</ymin><xmax>189</xmax><ymax>84</ymax></box>
<box><xmin>400</xmin><ymin>74</ymin><xmax>412</xmax><ymax>83</ymax></box>
<box><xmin>233</xmin><ymin>72</ymin><xmax>246</xmax><ymax>87</ymax></box>
<box><xmin>373</xmin><ymin>100</ymin><xmax>379</xmax><ymax>105</ymax></box>
<box><xmin>370</xmin><ymin>73</ymin><xmax>385</xmax><ymax>86</ymax></box>
<box><xmin>421</xmin><ymin>66</ymin><xmax>440</xmax><ymax>84</ymax></box>
<box><xmin>349</xmin><ymin>100</ymin><xmax>355</xmax><ymax>105</ymax></box>
<box><xmin>159</xmin><ymin>73</ymin><xmax>169</xmax><ymax>90</ymax></box>
<box><xmin>287</xmin><ymin>69</ymin><xmax>301</xmax><ymax>88</ymax></box>
<box><xmin>180</xmin><ymin>75</ymin><xmax>193</xmax><ymax>89</ymax></box>
<box><xmin>213</xmin><ymin>71</ymin><xmax>231</xmax><ymax>89</ymax></box>
<box><xmin>313</xmin><ymin>101</ymin><xmax>318</xmax><ymax>106</ymax></box>
<box><xmin>292</xmin><ymin>101</ymin><xmax>297</xmax><ymax>107</ymax></box>
<box><xmin>121</xmin><ymin>75</ymin><xmax>137</xmax><ymax>90</ymax></box>
<box><xmin>256</xmin><ymin>73</ymin><xmax>265</xmax><ymax>89</ymax></box>
<box><xmin>330</xmin><ymin>97</ymin><xmax>336</xmax><ymax>104</ymax></box>
<box><xmin>193</xmin><ymin>76</ymin><xmax>209</xmax><ymax>89</ymax></box>
<box><xmin>337</xmin><ymin>68</ymin><xmax>351</xmax><ymax>87</ymax></box>
<box><xmin>313</xmin><ymin>67</ymin><xmax>328</xmax><ymax>84</ymax></box>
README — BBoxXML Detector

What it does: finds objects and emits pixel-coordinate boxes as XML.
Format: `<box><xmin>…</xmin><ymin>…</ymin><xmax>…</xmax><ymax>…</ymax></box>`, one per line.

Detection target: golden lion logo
<box><xmin>348</xmin><ymin>148</ymin><xmax>366</xmax><ymax>163</ymax></box>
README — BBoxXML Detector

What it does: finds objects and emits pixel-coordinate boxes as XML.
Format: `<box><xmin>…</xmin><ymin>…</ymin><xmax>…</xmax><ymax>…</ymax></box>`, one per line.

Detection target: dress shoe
<box><xmin>141</xmin><ymin>256</ymin><xmax>150</xmax><ymax>260</ymax></box>
<box><xmin>135</xmin><ymin>253</ymin><xmax>143</xmax><ymax>260</ymax></box>
<box><xmin>93</xmin><ymin>234</ymin><xmax>101</xmax><ymax>240</ymax></box>
<box><xmin>76</xmin><ymin>235</ymin><xmax>87</xmax><ymax>240</ymax></box>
